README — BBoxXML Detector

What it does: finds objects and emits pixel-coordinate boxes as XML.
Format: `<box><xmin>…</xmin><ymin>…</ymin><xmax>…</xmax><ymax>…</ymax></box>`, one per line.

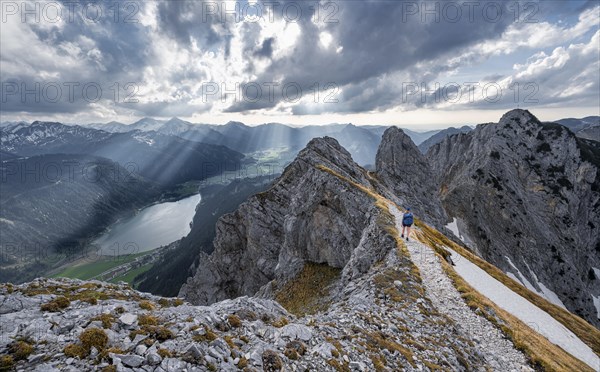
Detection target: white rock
<box><xmin>312</xmin><ymin>343</ymin><xmax>336</xmax><ymax>359</ymax></box>
<box><xmin>135</xmin><ymin>345</ymin><xmax>148</xmax><ymax>355</ymax></box>
<box><xmin>119</xmin><ymin>313</ymin><xmax>138</xmax><ymax>326</ymax></box>
<box><xmin>146</xmin><ymin>352</ymin><xmax>162</xmax><ymax>365</ymax></box>
<box><xmin>280</xmin><ymin>324</ymin><xmax>313</xmax><ymax>341</ymax></box>
<box><xmin>118</xmin><ymin>354</ymin><xmax>145</xmax><ymax>368</ymax></box>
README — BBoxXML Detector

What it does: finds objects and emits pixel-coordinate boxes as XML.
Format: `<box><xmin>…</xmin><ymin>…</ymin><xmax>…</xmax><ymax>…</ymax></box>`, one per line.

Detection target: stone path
<box><xmin>388</xmin><ymin>204</ymin><xmax>532</xmax><ymax>372</ymax></box>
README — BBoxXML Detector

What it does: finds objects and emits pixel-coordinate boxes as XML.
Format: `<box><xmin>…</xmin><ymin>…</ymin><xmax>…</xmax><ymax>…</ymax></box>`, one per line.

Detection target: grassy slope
<box><xmin>109</xmin><ymin>263</ymin><xmax>153</xmax><ymax>287</ymax></box>
<box><xmin>51</xmin><ymin>252</ymin><xmax>147</xmax><ymax>280</ymax></box>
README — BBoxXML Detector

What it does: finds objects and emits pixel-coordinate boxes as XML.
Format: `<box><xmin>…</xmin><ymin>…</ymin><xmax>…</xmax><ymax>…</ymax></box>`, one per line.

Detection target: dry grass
<box><xmin>79</xmin><ymin>328</ymin><xmax>109</xmax><ymax>353</ymax></box>
<box><xmin>20</xmin><ymin>282</ymin><xmax>147</xmax><ymax>304</ymax></box>
<box><xmin>138</xmin><ymin>314</ymin><xmax>159</xmax><ymax>326</ymax></box>
<box><xmin>40</xmin><ymin>296</ymin><xmax>70</xmax><ymax>312</ymax></box>
<box><xmin>0</xmin><ymin>355</ymin><xmax>14</xmax><ymax>370</ymax></box>
<box><xmin>157</xmin><ymin>348</ymin><xmax>172</xmax><ymax>359</ymax></box>
<box><xmin>227</xmin><ymin>314</ymin><xmax>242</xmax><ymax>328</ymax></box>
<box><xmin>192</xmin><ymin>326</ymin><xmax>217</xmax><ymax>343</ymax></box>
<box><xmin>138</xmin><ymin>300</ymin><xmax>156</xmax><ymax>311</ymax></box>
<box><xmin>369</xmin><ymin>353</ymin><xmax>387</xmax><ymax>371</ymax></box>
<box><xmin>91</xmin><ymin>314</ymin><xmax>115</xmax><ymax>329</ymax></box>
<box><xmin>362</xmin><ymin>329</ymin><xmax>416</xmax><ymax>368</ymax></box>
<box><xmin>63</xmin><ymin>343</ymin><xmax>87</xmax><ymax>359</ymax></box>
<box><xmin>275</xmin><ymin>262</ymin><xmax>341</xmax><ymax>316</ymax></box>
<box><xmin>157</xmin><ymin>298</ymin><xmax>183</xmax><ymax>307</ymax></box>
<box><xmin>8</xmin><ymin>340</ymin><xmax>34</xmax><ymax>361</ymax></box>
<box><xmin>270</xmin><ymin>316</ymin><xmax>290</xmax><ymax>328</ymax></box>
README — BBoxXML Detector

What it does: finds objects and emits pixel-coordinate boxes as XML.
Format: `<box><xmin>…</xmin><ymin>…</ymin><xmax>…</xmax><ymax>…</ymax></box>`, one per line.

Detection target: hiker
<box><xmin>401</xmin><ymin>208</ymin><xmax>413</xmax><ymax>241</ymax></box>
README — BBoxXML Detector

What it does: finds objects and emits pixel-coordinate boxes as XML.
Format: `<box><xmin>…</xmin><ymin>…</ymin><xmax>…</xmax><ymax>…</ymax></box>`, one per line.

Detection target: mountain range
<box><xmin>177</xmin><ymin>109</ymin><xmax>599</xmax><ymax>330</ymax></box>
<box><xmin>1</xmin><ymin>109</ymin><xmax>599</xmax><ymax>371</ymax></box>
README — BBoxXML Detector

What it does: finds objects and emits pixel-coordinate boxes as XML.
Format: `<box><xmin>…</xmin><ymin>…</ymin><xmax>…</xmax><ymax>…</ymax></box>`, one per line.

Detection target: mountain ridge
<box><xmin>427</xmin><ymin>109</ymin><xmax>600</xmax><ymax>327</ymax></box>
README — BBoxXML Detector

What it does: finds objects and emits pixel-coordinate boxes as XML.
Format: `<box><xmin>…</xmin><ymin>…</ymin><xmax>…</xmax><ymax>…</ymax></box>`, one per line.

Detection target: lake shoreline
<box><xmin>92</xmin><ymin>193</ymin><xmax>201</xmax><ymax>256</ymax></box>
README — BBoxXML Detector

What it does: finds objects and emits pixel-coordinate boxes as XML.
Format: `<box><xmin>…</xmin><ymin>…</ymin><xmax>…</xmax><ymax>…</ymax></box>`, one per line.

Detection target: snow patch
<box><xmin>536</xmin><ymin>282</ymin><xmax>567</xmax><ymax>310</ymax></box>
<box><xmin>504</xmin><ymin>257</ymin><xmax>567</xmax><ymax>309</ymax></box>
<box><xmin>505</xmin><ymin>272</ymin><xmax>522</xmax><ymax>284</ymax></box>
<box><xmin>445</xmin><ymin>218</ymin><xmax>464</xmax><ymax>242</ymax></box>
<box><xmin>0</xmin><ymin>218</ymin><xmax>15</xmax><ymax>226</ymax></box>
<box><xmin>449</xmin><ymin>247</ymin><xmax>599</xmax><ymax>370</ymax></box>
<box><xmin>133</xmin><ymin>134</ymin><xmax>155</xmax><ymax>145</ymax></box>
<box><xmin>524</xmin><ymin>262</ymin><xmax>567</xmax><ymax>310</ymax></box>
<box><xmin>593</xmin><ymin>295</ymin><xmax>600</xmax><ymax>318</ymax></box>
<box><xmin>504</xmin><ymin>256</ymin><xmax>538</xmax><ymax>293</ymax></box>
<box><xmin>593</xmin><ymin>267</ymin><xmax>600</xmax><ymax>280</ymax></box>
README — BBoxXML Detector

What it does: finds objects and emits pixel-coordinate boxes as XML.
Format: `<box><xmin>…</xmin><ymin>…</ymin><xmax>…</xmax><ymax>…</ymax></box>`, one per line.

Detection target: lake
<box><xmin>93</xmin><ymin>194</ymin><xmax>201</xmax><ymax>256</ymax></box>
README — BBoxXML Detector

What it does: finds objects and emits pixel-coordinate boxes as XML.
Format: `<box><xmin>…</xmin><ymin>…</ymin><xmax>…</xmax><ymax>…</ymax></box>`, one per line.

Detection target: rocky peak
<box><xmin>302</xmin><ymin>136</ymin><xmax>351</xmax><ymax>160</ymax></box>
<box><xmin>179</xmin><ymin>136</ymin><xmax>384</xmax><ymax>306</ymax></box>
<box><xmin>375</xmin><ymin>127</ymin><xmax>447</xmax><ymax>227</ymax></box>
<box><xmin>296</xmin><ymin>136</ymin><xmax>369</xmax><ymax>183</ymax></box>
<box><xmin>426</xmin><ymin>110</ymin><xmax>600</xmax><ymax>327</ymax></box>
<box><xmin>498</xmin><ymin>108</ymin><xmax>540</xmax><ymax>128</ymax></box>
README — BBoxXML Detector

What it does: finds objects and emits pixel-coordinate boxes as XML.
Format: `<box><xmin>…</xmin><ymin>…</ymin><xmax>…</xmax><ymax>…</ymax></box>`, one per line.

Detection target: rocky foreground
<box><xmin>1</xmin><ymin>238</ymin><xmax>516</xmax><ymax>372</ymax></box>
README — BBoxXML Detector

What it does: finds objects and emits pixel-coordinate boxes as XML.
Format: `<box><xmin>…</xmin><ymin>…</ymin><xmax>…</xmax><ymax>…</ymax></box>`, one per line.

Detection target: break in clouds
<box><xmin>0</xmin><ymin>0</ymin><xmax>599</xmax><ymax>122</ymax></box>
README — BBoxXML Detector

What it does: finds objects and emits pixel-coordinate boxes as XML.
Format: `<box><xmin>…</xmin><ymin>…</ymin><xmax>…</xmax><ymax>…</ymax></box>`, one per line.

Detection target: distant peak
<box><xmin>31</xmin><ymin>121</ymin><xmax>59</xmax><ymax>126</ymax></box>
<box><xmin>225</xmin><ymin>121</ymin><xmax>247</xmax><ymax>127</ymax></box>
<box><xmin>165</xmin><ymin>117</ymin><xmax>188</xmax><ymax>125</ymax></box>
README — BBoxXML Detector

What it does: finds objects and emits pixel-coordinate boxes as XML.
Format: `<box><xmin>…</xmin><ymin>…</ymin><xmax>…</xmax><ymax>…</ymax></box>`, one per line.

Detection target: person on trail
<box><xmin>401</xmin><ymin>208</ymin><xmax>413</xmax><ymax>241</ymax></box>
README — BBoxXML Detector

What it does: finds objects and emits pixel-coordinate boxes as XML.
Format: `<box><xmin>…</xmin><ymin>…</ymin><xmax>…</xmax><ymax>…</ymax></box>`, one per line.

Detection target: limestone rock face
<box><xmin>427</xmin><ymin>109</ymin><xmax>600</xmax><ymax>327</ymax></box>
<box><xmin>179</xmin><ymin>137</ymin><xmax>391</xmax><ymax>305</ymax></box>
<box><xmin>375</xmin><ymin>127</ymin><xmax>448</xmax><ymax>227</ymax></box>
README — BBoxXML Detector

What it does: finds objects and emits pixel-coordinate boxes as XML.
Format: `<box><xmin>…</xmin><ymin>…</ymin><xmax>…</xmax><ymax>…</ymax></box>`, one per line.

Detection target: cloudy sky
<box><xmin>1</xmin><ymin>0</ymin><xmax>599</xmax><ymax>129</ymax></box>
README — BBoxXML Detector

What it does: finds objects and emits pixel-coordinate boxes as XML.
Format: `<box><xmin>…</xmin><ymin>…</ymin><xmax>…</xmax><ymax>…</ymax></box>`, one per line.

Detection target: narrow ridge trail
<box><xmin>389</xmin><ymin>204</ymin><xmax>532</xmax><ymax>371</ymax></box>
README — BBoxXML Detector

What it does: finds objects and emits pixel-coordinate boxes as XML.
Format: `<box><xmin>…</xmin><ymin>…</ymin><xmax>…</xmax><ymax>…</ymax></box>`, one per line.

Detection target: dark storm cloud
<box><xmin>156</xmin><ymin>0</ymin><xmax>229</xmax><ymax>50</ymax></box>
<box><xmin>225</xmin><ymin>0</ymin><xmax>517</xmax><ymax>112</ymax></box>
<box><xmin>37</xmin><ymin>0</ymin><xmax>151</xmax><ymax>76</ymax></box>
<box><xmin>1</xmin><ymin>0</ymin><xmax>154</xmax><ymax>115</ymax></box>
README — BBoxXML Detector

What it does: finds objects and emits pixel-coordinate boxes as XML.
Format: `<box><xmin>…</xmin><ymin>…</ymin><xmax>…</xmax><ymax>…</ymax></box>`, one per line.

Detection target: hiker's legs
<box><xmin>401</xmin><ymin>225</ymin><xmax>406</xmax><ymax>237</ymax></box>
